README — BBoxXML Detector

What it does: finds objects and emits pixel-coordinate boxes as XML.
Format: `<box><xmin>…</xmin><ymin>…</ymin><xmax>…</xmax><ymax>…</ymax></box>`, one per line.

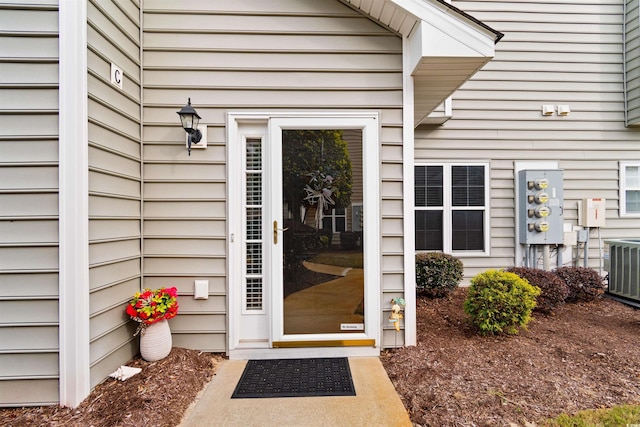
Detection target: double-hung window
<box><xmin>415</xmin><ymin>163</ymin><xmax>489</xmax><ymax>255</ymax></box>
<box><xmin>620</xmin><ymin>162</ymin><xmax>640</xmax><ymax>217</ymax></box>
<box><xmin>322</xmin><ymin>207</ymin><xmax>347</xmax><ymax>233</ymax></box>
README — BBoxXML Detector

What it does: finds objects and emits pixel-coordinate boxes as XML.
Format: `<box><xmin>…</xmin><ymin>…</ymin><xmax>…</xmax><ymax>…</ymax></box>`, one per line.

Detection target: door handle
<box><xmin>273</xmin><ymin>220</ymin><xmax>289</xmax><ymax>244</ymax></box>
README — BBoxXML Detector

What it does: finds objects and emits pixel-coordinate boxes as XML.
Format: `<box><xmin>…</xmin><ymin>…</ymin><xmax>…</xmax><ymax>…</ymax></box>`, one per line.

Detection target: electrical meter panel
<box><xmin>518</xmin><ymin>169</ymin><xmax>564</xmax><ymax>244</ymax></box>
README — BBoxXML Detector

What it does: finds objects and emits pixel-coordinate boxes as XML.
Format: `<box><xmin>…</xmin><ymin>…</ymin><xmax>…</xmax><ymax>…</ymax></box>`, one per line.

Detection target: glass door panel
<box><xmin>281</xmin><ymin>129</ymin><xmax>364</xmax><ymax>335</ymax></box>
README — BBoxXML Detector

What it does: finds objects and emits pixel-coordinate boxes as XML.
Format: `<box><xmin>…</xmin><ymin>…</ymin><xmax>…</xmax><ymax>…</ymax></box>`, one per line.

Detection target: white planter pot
<box><xmin>140</xmin><ymin>319</ymin><xmax>172</xmax><ymax>362</ymax></box>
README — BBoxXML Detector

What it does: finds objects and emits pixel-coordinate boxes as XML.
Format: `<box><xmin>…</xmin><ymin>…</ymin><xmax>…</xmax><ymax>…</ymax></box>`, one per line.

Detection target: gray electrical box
<box><xmin>518</xmin><ymin>169</ymin><xmax>564</xmax><ymax>244</ymax></box>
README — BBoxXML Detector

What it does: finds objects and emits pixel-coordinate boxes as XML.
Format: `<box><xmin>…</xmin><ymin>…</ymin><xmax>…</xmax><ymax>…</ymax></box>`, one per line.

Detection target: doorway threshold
<box><xmin>228</xmin><ymin>345</ymin><xmax>379</xmax><ymax>360</ymax></box>
<box><xmin>273</xmin><ymin>339</ymin><xmax>375</xmax><ymax>348</ymax></box>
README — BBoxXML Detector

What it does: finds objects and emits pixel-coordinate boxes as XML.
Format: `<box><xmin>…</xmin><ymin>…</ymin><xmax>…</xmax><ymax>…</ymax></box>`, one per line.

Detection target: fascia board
<box><xmin>391</xmin><ymin>0</ymin><xmax>499</xmax><ymax>40</ymax></box>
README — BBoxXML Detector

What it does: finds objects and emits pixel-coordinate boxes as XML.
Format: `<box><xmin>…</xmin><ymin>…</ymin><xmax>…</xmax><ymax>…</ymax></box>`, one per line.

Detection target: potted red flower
<box><xmin>126</xmin><ymin>287</ymin><xmax>179</xmax><ymax>361</ymax></box>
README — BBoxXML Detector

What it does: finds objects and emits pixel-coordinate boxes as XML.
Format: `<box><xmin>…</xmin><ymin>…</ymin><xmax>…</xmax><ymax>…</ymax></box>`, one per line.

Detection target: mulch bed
<box><xmin>0</xmin><ymin>348</ymin><xmax>222</xmax><ymax>427</ymax></box>
<box><xmin>381</xmin><ymin>288</ymin><xmax>640</xmax><ymax>426</ymax></box>
<box><xmin>3</xmin><ymin>289</ymin><xmax>640</xmax><ymax>426</ymax></box>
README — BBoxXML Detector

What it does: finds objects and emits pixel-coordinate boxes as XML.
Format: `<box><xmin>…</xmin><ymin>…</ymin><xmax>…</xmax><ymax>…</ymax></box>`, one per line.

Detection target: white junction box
<box><xmin>580</xmin><ymin>198</ymin><xmax>606</xmax><ymax>227</ymax></box>
<box><xmin>563</xmin><ymin>223</ymin><xmax>577</xmax><ymax>246</ymax></box>
<box><xmin>194</xmin><ymin>280</ymin><xmax>209</xmax><ymax>299</ymax></box>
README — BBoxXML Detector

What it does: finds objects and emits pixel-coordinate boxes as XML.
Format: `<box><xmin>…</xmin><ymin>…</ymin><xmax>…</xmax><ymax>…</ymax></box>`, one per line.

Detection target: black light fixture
<box><xmin>177</xmin><ymin>98</ymin><xmax>202</xmax><ymax>155</ymax></box>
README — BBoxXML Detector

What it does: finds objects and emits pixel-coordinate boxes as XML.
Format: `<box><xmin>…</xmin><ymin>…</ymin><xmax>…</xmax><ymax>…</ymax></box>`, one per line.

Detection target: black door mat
<box><xmin>231</xmin><ymin>357</ymin><xmax>356</xmax><ymax>398</ymax></box>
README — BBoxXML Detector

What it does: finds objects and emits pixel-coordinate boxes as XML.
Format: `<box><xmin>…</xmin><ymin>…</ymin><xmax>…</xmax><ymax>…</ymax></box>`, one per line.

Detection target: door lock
<box><xmin>273</xmin><ymin>220</ymin><xmax>289</xmax><ymax>244</ymax></box>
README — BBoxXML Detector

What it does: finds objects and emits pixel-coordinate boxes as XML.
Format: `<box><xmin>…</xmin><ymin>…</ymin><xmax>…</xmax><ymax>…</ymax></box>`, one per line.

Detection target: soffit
<box><xmin>339</xmin><ymin>0</ymin><xmax>503</xmax><ymax>126</ymax></box>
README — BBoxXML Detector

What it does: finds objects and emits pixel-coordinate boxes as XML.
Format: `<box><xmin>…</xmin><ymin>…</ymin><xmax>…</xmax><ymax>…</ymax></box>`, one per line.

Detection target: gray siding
<box><xmin>415</xmin><ymin>0</ymin><xmax>640</xmax><ymax>279</ymax></box>
<box><xmin>625</xmin><ymin>0</ymin><xmax>640</xmax><ymax>124</ymax></box>
<box><xmin>142</xmin><ymin>0</ymin><xmax>405</xmax><ymax>349</ymax></box>
<box><xmin>87</xmin><ymin>0</ymin><xmax>141</xmax><ymax>389</ymax></box>
<box><xmin>0</xmin><ymin>0</ymin><xmax>61</xmax><ymax>406</ymax></box>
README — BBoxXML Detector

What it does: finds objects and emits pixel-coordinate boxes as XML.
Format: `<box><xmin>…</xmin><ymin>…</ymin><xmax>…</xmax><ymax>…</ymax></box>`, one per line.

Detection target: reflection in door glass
<box><xmin>282</xmin><ymin>130</ymin><xmax>364</xmax><ymax>335</ymax></box>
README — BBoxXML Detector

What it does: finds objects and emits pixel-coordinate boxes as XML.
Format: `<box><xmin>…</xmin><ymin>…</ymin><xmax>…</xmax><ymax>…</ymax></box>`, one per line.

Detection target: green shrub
<box><xmin>505</xmin><ymin>267</ymin><xmax>569</xmax><ymax>314</ymax></box>
<box><xmin>415</xmin><ymin>252</ymin><xmax>464</xmax><ymax>298</ymax></box>
<box><xmin>464</xmin><ymin>269</ymin><xmax>541</xmax><ymax>335</ymax></box>
<box><xmin>553</xmin><ymin>266</ymin><xmax>605</xmax><ymax>302</ymax></box>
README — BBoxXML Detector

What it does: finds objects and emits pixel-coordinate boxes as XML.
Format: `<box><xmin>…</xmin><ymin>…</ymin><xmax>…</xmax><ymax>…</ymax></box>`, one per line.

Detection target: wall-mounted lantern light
<box><xmin>177</xmin><ymin>98</ymin><xmax>202</xmax><ymax>155</ymax></box>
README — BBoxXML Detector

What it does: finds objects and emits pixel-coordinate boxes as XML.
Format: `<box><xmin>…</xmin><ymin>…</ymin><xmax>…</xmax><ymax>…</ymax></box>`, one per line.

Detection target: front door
<box><xmin>228</xmin><ymin>113</ymin><xmax>380</xmax><ymax>358</ymax></box>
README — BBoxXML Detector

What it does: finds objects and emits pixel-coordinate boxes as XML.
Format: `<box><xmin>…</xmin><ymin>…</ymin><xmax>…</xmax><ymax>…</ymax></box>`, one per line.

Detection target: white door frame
<box><xmin>227</xmin><ymin>111</ymin><xmax>381</xmax><ymax>359</ymax></box>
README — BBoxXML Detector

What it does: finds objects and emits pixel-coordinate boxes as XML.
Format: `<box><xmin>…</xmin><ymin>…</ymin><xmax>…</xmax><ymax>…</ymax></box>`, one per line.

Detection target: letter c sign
<box><xmin>110</xmin><ymin>63</ymin><xmax>123</xmax><ymax>89</ymax></box>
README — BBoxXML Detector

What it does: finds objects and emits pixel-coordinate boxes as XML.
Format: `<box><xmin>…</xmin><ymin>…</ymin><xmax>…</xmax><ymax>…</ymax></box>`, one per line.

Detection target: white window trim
<box><xmin>620</xmin><ymin>161</ymin><xmax>640</xmax><ymax>217</ymax></box>
<box><xmin>414</xmin><ymin>162</ymin><xmax>491</xmax><ymax>257</ymax></box>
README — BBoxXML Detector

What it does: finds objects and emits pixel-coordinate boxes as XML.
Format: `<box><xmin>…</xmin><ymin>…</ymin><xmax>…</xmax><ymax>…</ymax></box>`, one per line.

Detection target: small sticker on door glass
<box><xmin>340</xmin><ymin>323</ymin><xmax>364</xmax><ymax>331</ymax></box>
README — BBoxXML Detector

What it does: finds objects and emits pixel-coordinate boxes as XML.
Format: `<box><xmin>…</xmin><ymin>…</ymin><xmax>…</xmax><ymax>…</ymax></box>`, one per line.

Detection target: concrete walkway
<box><xmin>302</xmin><ymin>260</ymin><xmax>353</xmax><ymax>277</ymax></box>
<box><xmin>179</xmin><ymin>357</ymin><xmax>412</xmax><ymax>427</ymax></box>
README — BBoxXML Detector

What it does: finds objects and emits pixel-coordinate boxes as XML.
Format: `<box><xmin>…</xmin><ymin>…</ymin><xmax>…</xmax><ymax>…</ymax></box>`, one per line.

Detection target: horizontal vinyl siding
<box><xmin>415</xmin><ymin>0</ymin><xmax>640</xmax><ymax>279</ymax></box>
<box><xmin>0</xmin><ymin>0</ymin><xmax>60</xmax><ymax>406</ymax></box>
<box><xmin>142</xmin><ymin>0</ymin><xmax>404</xmax><ymax>350</ymax></box>
<box><xmin>87</xmin><ymin>0</ymin><xmax>142</xmax><ymax>390</ymax></box>
<box><xmin>625</xmin><ymin>0</ymin><xmax>640</xmax><ymax>124</ymax></box>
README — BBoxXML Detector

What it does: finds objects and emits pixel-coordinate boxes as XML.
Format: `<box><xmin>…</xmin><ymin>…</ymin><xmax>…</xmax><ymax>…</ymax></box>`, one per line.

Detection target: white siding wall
<box><xmin>142</xmin><ymin>0</ymin><xmax>405</xmax><ymax>349</ymax></box>
<box><xmin>0</xmin><ymin>0</ymin><xmax>61</xmax><ymax>406</ymax></box>
<box><xmin>416</xmin><ymin>0</ymin><xmax>640</xmax><ymax>279</ymax></box>
<box><xmin>87</xmin><ymin>0</ymin><xmax>141</xmax><ymax>388</ymax></box>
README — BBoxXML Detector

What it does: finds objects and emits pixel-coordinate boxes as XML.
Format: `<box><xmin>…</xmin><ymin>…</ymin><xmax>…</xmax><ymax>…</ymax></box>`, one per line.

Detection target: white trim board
<box><xmin>227</xmin><ymin>111</ymin><xmax>381</xmax><ymax>359</ymax></box>
<box><xmin>58</xmin><ymin>0</ymin><xmax>90</xmax><ymax>408</ymax></box>
<box><xmin>402</xmin><ymin>34</ymin><xmax>417</xmax><ymax>347</ymax></box>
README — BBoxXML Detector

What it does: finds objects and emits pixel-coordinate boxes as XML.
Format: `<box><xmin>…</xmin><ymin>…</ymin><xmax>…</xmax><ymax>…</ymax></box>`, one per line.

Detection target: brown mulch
<box><xmin>0</xmin><ymin>348</ymin><xmax>223</xmax><ymax>427</ymax></box>
<box><xmin>2</xmin><ymin>290</ymin><xmax>640</xmax><ymax>427</ymax></box>
<box><xmin>381</xmin><ymin>288</ymin><xmax>640</xmax><ymax>427</ymax></box>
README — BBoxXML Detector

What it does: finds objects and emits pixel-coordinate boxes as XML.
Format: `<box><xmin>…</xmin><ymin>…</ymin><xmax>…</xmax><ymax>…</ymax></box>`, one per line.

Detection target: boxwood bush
<box><xmin>415</xmin><ymin>252</ymin><xmax>463</xmax><ymax>298</ymax></box>
<box><xmin>553</xmin><ymin>266</ymin><xmax>605</xmax><ymax>302</ymax></box>
<box><xmin>464</xmin><ymin>269</ymin><xmax>540</xmax><ymax>335</ymax></box>
<box><xmin>505</xmin><ymin>267</ymin><xmax>570</xmax><ymax>314</ymax></box>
